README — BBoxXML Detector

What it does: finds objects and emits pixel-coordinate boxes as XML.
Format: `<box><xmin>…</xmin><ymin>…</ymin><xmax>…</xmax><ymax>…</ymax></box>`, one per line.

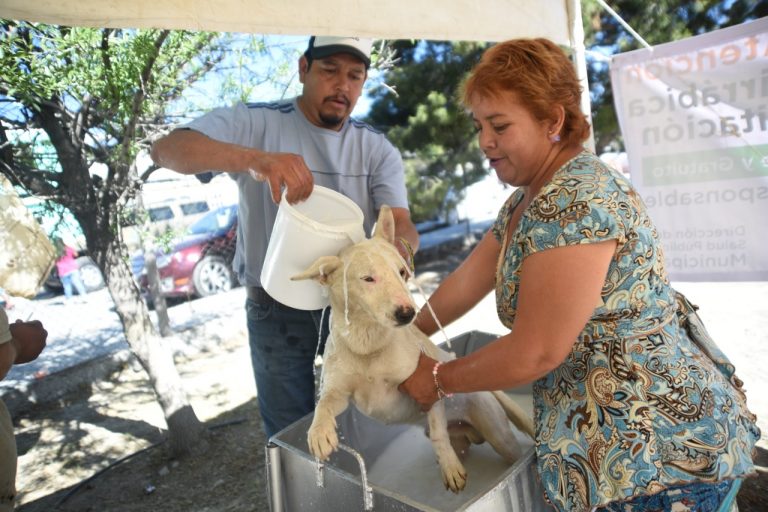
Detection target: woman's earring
<box><xmin>549</xmin><ymin>132</ymin><xmax>561</xmax><ymax>143</ymax></box>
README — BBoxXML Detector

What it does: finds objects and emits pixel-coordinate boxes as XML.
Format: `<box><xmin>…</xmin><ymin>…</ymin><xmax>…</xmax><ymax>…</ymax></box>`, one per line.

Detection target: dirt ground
<box><xmin>14</xmin><ymin>332</ymin><xmax>267</xmax><ymax>512</ymax></box>
<box><xmin>11</xmin><ymin>242</ymin><xmax>768</xmax><ymax>511</ymax></box>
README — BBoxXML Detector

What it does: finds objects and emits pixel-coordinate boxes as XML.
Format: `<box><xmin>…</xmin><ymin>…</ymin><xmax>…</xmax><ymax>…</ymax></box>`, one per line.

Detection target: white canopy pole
<box><xmin>567</xmin><ymin>0</ymin><xmax>595</xmax><ymax>152</ymax></box>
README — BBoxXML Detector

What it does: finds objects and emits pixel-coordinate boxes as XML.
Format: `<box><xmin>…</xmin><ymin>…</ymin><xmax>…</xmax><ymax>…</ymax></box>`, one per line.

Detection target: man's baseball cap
<box><xmin>304</xmin><ymin>36</ymin><xmax>373</xmax><ymax>68</ymax></box>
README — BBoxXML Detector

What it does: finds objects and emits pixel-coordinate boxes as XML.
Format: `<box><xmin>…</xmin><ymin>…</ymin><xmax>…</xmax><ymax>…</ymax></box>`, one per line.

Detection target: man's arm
<box><xmin>391</xmin><ymin>207</ymin><xmax>419</xmax><ymax>252</ymax></box>
<box><xmin>150</xmin><ymin>129</ymin><xmax>314</xmax><ymax>204</ymax></box>
<box><xmin>0</xmin><ymin>341</ymin><xmax>14</xmax><ymax>381</ymax></box>
<box><xmin>390</xmin><ymin>206</ymin><xmax>420</xmax><ymax>271</ymax></box>
<box><xmin>0</xmin><ymin>308</ymin><xmax>13</xmax><ymax>380</ymax></box>
<box><xmin>0</xmin><ymin>318</ymin><xmax>47</xmax><ymax>381</ymax></box>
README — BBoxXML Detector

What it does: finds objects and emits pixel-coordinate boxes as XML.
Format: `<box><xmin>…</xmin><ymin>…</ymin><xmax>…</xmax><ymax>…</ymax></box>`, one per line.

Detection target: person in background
<box><xmin>0</xmin><ymin>306</ymin><xmax>47</xmax><ymax>512</ymax></box>
<box><xmin>398</xmin><ymin>38</ymin><xmax>759</xmax><ymax>512</ymax></box>
<box><xmin>54</xmin><ymin>240</ymin><xmax>87</xmax><ymax>300</ymax></box>
<box><xmin>0</xmin><ymin>289</ymin><xmax>11</xmax><ymax>311</ymax></box>
<box><xmin>151</xmin><ymin>36</ymin><xmax>419</xmax><ymax>438</ymax></box>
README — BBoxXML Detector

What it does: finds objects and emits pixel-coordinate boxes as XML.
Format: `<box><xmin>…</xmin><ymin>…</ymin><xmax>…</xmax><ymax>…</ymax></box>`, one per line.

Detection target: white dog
<box><xmin>291</xmin><ymin>206</ymin><xmax>535</xmax><ymax>492</ymax></box>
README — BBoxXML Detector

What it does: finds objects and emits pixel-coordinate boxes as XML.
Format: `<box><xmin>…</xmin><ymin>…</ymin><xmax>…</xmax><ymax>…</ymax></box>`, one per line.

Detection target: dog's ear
<box><xmin>290</xmin><ymin>255</ymin><xmax>342</xmax><ymax>285</ymax></box>
<box><xmin>372</xmin><ymin>205</ymin><xmax>395</xmax><ymax>244</ymax></box>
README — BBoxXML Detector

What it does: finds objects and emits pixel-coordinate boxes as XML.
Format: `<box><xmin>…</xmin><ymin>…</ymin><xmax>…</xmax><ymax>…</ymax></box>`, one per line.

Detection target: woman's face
<box><xmin>469</xmin><ymin>92</ymin><xmax>552</xmax><ymax>187</ymax></box>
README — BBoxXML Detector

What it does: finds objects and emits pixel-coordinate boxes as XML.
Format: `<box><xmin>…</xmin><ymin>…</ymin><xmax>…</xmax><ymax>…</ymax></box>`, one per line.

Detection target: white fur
<box><xmin>291</xmin><ymin>205</ymin><xmax>534</xmax><ymax>493</ymax></box>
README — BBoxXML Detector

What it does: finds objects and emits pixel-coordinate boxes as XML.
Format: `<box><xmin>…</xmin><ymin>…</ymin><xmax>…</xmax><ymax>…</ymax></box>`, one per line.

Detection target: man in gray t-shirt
<box><xmin>151</xmin><ymin>36</ymin><xmax>419</xmax><ymax>438</ymax></box>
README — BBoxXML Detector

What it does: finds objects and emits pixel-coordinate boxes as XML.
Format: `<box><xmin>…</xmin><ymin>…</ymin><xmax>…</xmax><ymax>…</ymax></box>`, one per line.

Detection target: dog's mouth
<box><xmin>393</xmin><ymin>305</ymin><xmax>416</xmax><ymax>326</ymax></box>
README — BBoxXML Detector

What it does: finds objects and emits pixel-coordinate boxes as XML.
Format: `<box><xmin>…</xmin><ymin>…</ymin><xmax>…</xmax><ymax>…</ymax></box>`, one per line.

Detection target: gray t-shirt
<box><xmin>183</xmin><ymin>98</ymin><xmax>408</xmax><ymax>287</ymax></box>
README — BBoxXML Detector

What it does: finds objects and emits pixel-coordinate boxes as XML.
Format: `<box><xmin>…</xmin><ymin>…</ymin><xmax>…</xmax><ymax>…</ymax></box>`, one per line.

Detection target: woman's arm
<box><xmin>414</xmin><ymin>229</ymin><xmax>500</xmax><ymax>336</ymax></box>
<box><xmin>401</xmin><ymin>239</ymin><xmax>616</xmax><ymax>408</ymax></box>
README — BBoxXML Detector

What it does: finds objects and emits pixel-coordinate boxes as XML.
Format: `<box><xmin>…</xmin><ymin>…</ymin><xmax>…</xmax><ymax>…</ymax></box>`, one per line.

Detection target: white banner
<box><xmin>610</xmin><ymin>17</ymin><xmax>768</xmax><ymax>282</ymax></box>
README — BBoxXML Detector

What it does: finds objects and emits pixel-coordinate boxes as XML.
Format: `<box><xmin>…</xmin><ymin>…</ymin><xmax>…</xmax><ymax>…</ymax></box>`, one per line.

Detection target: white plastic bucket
<box><xmin>260</xmin><ymin>186</ymin><xmax>365</xmax><ymax>310</ymax></box>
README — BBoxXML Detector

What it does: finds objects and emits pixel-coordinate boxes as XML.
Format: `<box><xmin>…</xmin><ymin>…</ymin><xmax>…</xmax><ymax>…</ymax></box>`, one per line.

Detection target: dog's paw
<box><xmin>307</xmin><ymin>421</ymin><xmax>339</xmax><ymax>460</ymax></box>
<box><xmin>441</xmin><ymin>462</ymin><xmax>468</xmax><ymax>493</ymax></box>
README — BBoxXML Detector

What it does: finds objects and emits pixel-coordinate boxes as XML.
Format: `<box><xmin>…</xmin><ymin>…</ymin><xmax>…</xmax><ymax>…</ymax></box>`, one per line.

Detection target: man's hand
<box><xmin>395</xmin><ymin>237</ymin><xmax>415</xmax><ymax>276</ymax></box>
<box><xmin>248</xmin><ymin>152</ymin><xmax>314</xmax><ymax>204</ymax></box>
<box><xmin>10</xmin><ymin>319</ymin><xmax>47</xmax><ymax>364</ymax></box>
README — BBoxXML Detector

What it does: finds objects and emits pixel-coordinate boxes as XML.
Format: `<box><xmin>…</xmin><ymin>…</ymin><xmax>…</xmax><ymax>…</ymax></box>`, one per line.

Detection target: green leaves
<box><xmin>364</xmin><ymin>40</ymin><xmax>488</xmax><ymax>222</ymax></box>
<box><xmin>581</xmin><ymin>0</ymin><xmax>767</xmax><ymax>150</ymax></box>
<box><xmin>0</xmin><ymin>23</ymin><xmax>303</xmax><ymax>257</ymax></box>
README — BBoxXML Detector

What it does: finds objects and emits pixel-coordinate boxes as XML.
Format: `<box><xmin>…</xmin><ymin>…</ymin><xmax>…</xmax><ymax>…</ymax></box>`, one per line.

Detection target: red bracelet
<box><xmin>432</xmin><ymin>361</ymin><xmax>453</xmax><ymax>400</ymax></box>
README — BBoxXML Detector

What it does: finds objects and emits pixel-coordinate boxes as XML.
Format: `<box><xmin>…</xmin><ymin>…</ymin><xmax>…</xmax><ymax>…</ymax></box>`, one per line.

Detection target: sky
<box><xmin>175</xmin><ymin>34</ymin><xmax>379</xmax><ymax>123</ymax></box>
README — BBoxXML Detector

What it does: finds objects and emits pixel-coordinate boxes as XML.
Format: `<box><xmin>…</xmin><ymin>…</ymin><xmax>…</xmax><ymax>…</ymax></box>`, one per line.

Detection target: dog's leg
<box><xmin>447</xmin><ymin>420</ymin><xmax>485</xmax><ymax>460</ymax></box>
<box><xmin>427</xmin><ymin>402</ymin><xmax>468</xmax><ymax>492</ymax></box>
<box><xmin>308</xmin><ymin>390</ymin><xmax>350</xmax><ymax>460</ymax></box>
<box><xmin>473</xmin><ymin>421</ymin><xmax>522</xmax><ymax>463</ymax></box>
<box><xmin>464</xmin><ymin>392</ymin><xmax>525</xmax><ymax>463</ymax></box>
<box><xmin>491</xmin><ymin>390</ymin><xmax>535</xmax><ymax>439</ymax></box>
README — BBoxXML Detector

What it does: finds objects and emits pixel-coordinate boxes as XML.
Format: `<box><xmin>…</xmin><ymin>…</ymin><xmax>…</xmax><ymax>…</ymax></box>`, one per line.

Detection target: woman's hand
<box><xmin>398</xmin><ymin>351</ymin><xmax>440</xmax><ymax>411</ymax></box>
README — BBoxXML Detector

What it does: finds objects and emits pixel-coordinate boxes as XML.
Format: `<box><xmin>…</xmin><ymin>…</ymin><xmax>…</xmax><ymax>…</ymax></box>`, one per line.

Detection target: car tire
<box><xmin>192</xmin><ymin>255</ymin><xmax>234</xmax><ymax>297</ymax></box>
<box><xmin>76</xmin><ymin>257</ymin><xmax>106</xmax><ymax>292</ymax></box>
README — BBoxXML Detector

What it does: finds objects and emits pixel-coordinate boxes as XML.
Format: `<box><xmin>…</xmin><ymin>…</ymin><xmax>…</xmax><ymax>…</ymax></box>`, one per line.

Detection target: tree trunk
<box><xmin>144</xmin><ymin>251</ymin><xmax>172</xmax><ymax>337</ymax></box>
<box><xmin>102</xmin><ymin>245</ymin><xmax>208</xmax><ymax>456</ymax></box>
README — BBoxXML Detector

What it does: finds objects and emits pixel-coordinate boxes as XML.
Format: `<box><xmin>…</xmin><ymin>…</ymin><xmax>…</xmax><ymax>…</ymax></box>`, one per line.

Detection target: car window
<box><xmin>180</xmin><ymin>201</ymin><xmax>210</xmax><ymax>216</ymax></box>
<box><xmin>148</xmin><ymin>206</ymin><xmax>174</xmax><ymax>222</ymax></box>
<box><xmin>187</xmin><ymin>205</ymin><xmax>236</xmax><ymax>235</ymax></box>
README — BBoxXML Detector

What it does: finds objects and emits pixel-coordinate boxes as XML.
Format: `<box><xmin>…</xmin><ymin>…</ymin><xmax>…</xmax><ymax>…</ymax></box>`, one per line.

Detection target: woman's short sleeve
<box><xmin>522</xmin><ymin>176</ymin><xmax>627</xmax><ymax>257</ymax></box>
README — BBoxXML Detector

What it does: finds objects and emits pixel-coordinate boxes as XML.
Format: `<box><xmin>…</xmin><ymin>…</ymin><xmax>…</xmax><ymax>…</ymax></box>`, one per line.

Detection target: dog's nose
<box><xmin>394</xmin><ymin>305</ymin><xmax>416</xmax><ymax>325</ymax></box>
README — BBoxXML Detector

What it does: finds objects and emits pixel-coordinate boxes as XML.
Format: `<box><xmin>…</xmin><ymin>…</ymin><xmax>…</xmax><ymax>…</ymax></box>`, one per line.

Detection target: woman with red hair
<box><xmin>399</xmin><ymin>38</ymin><xmax>758</xmax><ymax>512</ymax></box>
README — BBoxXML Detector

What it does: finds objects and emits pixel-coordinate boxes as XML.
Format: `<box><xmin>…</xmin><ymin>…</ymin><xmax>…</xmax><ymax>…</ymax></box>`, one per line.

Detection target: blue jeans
<box><xmin>246</xmin><ymin>297</ymin><xmax>328</xmax><ymax>438</ymax></box>
<box><xmin>60</xmin><ymin>271</ymin><xmax>86</xmax><ymax>298</ymax></box>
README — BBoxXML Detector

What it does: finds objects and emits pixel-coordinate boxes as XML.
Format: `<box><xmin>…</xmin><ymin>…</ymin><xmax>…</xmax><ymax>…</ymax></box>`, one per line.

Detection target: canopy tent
<box><xmin>0</xmin><ymin>0</ymin><xmax>593</xmax><ymax>141</ymax></box>
<box><xmin>1</xmin><ymin>0</ymin><xmax>582</xmax><ymax>45</ymax></box>
<box><xmin>0</xmin><ymin>0</ymin><xmax>594</xmax><ymax>293</ymax></box>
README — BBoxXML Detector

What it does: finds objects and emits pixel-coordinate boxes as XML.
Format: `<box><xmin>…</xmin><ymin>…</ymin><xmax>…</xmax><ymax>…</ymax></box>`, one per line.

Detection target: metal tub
<box><xmin>267</xmin><ymin>331</ymin><xmax>549</xmax><ymax>511</ymax></box>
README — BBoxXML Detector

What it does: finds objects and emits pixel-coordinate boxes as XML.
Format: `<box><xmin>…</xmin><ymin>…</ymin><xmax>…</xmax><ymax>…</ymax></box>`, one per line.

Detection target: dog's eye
<box><xmin>399</xmin><ymin>268</ymin><xmax>407</xmax><ymax>279</ymax></box>
<box><xmin>362</xmin><ymin>276</ymin><xmax>375</xmax><ymax>283</ymax></box>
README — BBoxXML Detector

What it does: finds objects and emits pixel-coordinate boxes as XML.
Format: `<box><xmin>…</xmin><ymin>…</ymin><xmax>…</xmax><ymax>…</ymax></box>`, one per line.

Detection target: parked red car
<box><xmin>132</xmin><ymin>204</ymin><xmax>238</xmax><ymax>302</ymax></box>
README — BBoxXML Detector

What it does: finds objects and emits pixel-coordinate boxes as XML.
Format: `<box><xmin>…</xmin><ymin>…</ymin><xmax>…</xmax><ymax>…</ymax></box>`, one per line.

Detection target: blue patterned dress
<box><xmin>491</xmin><ymin>151</ymin><xmax>759</xmax><ymax>511</ymax></box>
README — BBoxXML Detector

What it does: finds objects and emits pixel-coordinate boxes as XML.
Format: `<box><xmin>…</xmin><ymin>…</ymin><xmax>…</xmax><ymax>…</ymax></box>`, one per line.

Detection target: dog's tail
<box><xmin>491</xmin><ymin>391</ymin><xmax>535</xmax><ymax>439</ymax></box>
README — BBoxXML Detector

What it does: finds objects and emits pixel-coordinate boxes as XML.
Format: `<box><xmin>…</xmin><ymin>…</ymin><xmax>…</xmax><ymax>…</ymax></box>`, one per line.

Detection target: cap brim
<box><xmin>311</xmin><ymin>45</ymin><xmax>371</xmax><ymax>67</ymax></box>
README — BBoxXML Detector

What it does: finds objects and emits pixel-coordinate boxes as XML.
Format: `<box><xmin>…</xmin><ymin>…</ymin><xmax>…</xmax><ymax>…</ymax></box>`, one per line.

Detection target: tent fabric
<box><xmin>1</xmin><ymin>0</ymin><xmax>577</xmax><ymax>46</ymax></box>
<box><xmin>0</xmin><ymin>176</ymin><xmax>56</xmax><ymax>298</ymax></box>
<box><xmin>0</xmin><ymin>0</ymin><xmax>593</xmax><ymax>148</ymax></box>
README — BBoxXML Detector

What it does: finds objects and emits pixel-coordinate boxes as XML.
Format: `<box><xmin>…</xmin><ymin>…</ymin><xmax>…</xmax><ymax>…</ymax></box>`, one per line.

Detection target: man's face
<box><xmin>298</xmin><ymin>53</ymin><xmax>367</xmax><ymax>130</ymax></box>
